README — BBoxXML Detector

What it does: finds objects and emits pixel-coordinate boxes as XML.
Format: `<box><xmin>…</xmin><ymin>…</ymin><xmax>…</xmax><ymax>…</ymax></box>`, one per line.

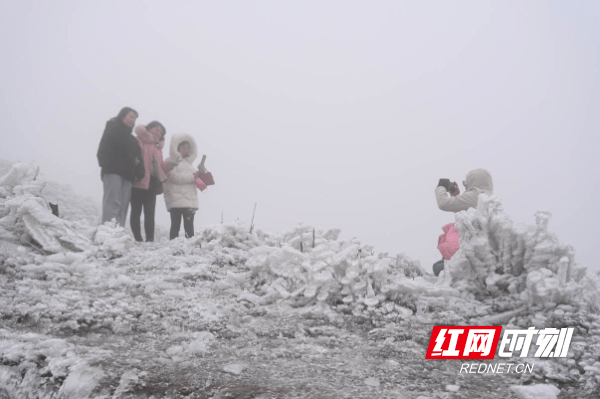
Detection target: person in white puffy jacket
<box><xmin>435</xmin><ymin>168</ymin><xmax>494</xmax><ymax>213</ymax></box>
<box><xmin>432</xmin><ymin>168</ymin><xmax>494</xmax><ymax>276</ymax></box>
<box><xmin>163</xmin><ymin>133</ymin><xmax>200</xmax><ymax>239</ymax></box>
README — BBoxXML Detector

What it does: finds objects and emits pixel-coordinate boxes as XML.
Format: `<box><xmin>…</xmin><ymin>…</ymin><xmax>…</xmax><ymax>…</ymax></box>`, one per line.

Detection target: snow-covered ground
<box><xmin>1</xmin><ymin>160</ymin><xmax>599</xmax><ymax>398</ymax></box>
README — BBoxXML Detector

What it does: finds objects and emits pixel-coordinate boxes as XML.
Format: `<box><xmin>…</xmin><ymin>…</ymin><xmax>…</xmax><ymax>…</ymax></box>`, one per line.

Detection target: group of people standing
<box><xmin>97</xmin><ymin>107</ymin><xmax>204</xmax><ymax>241</ymax></box>
<box><xmin>96</xmin><ymin>106</ymin><xmax>494</xmax><ymax>274</ymax></box>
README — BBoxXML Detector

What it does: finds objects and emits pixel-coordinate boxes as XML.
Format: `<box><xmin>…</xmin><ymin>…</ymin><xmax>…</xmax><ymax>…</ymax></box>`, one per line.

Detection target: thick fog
<box><xmin>1</xmin><ymin>1</ymin><xmax>598</xmax><ymax>272</ymax></box>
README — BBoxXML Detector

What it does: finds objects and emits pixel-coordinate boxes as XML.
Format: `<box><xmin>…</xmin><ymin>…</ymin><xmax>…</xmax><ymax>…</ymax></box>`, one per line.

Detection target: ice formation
<box><xmin>447</xmin><ymin>194</ymin><xmax>596</xmax><ymax>312</ymax></box>
<box><xmin>0</xmin><ymin>162</ymin><xmax>96</xmax><ymax>253</ymax></box>
<box><xmin>0</xmin><ymin>160</ymin><xmax>599</xmax><ymax>397</ymax></box>
<box><xmin>510</xmin><ymin>383</ymin><xmax>560</xmax><ymax>399</ymax></box>
<box><xmin>0</xmin><ymin>162</ymin><xmax>132</xmax><ymax>258</ymax></box>
<box><xmin>0</xmin><ymin>159</ymin><xmax>99</xmax><ymax>226</ymax></box>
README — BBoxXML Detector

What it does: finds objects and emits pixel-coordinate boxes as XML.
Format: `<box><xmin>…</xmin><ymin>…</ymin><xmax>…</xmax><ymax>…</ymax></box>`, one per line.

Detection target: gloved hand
<box><xmin>448</xmin><ymin>181</ymin><xmax>460</xmax><ymax>196</ymax></box>
<box><xmin>167</xmin><ymin>155</ymin><xmax>183</xmax><ymax>167</ymax></box>
<box><xmin>438</xmin><ymin>178</ymin><xmax>451</xmax><ymax>190</ymax></box>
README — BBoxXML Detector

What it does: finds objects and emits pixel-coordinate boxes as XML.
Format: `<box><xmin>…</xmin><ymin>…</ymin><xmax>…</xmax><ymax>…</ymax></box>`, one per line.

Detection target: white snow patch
<box><xmin>364</xmin><ymin>377</ymin><xmax>380</xmax><ymax>387</ymax></box>
<box><xmin>57</xmin><ymin>360</ymin><xmax>105</xmax><ymax>399</ymax></box>
<box><xmin>510</xmin><ymin>384</ymin><xmax>560</xmax><ymax>399</ymax></box>
<box><xmin>223</xmin><ymin>363</ymin><xmax>245</xmax><ymax>375</ymax></box>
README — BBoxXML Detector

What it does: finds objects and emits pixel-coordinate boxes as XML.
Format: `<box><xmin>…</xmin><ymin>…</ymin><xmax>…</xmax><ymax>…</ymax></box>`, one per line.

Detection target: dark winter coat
<box><xmin>97</xmin><ymin>118</ymin><xmax>144</xmax><ymax>182</ymax></box>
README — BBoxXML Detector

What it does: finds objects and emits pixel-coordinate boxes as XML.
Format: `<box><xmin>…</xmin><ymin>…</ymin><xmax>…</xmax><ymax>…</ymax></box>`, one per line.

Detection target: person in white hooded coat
<box><xmin>432</xmin><ymin>168</ymin><xmax>494</xmax><ymax>276</ymax></box>
<box><xmin>163</xmin><ymin>133</ymin><xmax>200</xmax><ymax>239</ymax></box>
<box><xmin>435</xmin><ymin>168</ymin><xmax>494</xmax><ymax>213</ymax></box>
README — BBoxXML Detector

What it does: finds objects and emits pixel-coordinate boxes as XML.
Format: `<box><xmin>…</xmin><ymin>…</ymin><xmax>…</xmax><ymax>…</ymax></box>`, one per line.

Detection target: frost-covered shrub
<box><xmin>448</xmin><ymin>194</ymin><xmax>595</xmax><ymax>311</ymax></box>
<box><xmin>222</xmin><ymin>224</ymin><xmax>452</xmax><ymax>315</ymax></box>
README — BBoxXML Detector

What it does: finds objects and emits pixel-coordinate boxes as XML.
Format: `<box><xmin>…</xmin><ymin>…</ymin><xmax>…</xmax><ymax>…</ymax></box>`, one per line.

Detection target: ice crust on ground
<box><xmin>0</xmin><ymin>160</ymin><xmax>599</xmax><ymax>397</ymax></box>
<box><xmin>510</xmin><ymin>383</ymin><xmax>560</xmax><ymax>399</ymax></box>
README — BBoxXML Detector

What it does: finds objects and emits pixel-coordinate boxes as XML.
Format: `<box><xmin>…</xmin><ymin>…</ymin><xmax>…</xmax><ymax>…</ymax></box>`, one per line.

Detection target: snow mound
<box><xmin>0</xmin><ymin>159</ymin><xmax>99</xmax><ymax>225</ymax></box>
<box><xmin>93</xmin><ymin>221</ymin><xmax>134</xmax><ymax>259</ymax></box>
<box><xmin>0</xmin><ymin>162</ymin><xmax>97</xmax><ymax>253</ymax></box>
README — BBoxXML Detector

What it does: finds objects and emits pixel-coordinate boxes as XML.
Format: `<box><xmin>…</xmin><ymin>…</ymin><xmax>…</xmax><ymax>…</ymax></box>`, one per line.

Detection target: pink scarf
<box><xmin>133</xmin><ymin>125</ymin><xmax>165</xmax><ymax>190</ymax></box>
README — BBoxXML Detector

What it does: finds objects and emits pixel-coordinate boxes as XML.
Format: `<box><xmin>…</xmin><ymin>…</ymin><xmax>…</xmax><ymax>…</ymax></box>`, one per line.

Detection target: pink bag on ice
<box><xmin>438</xmin><ymin>223</ymin><xmax>460</xmax><ymax>260</ymax></box>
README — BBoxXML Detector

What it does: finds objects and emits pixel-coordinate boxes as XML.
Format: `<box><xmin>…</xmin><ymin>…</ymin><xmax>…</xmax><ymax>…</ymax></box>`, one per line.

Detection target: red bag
<box><xmin>197</xmin><ymin>172</ymin><xmax>214</xmax><ymax>186</ymax></box>
<box><xmin>197</xmin><ymin>155</ymin><xmax>215</xmax><ymax>186</ymax></box>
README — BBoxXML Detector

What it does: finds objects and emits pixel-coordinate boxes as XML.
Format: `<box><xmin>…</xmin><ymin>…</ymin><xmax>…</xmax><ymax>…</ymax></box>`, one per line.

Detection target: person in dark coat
<box><xmin>97</xmin><ymin>107</ymin><xmax>144</xmax><ymax>227</ymax></box>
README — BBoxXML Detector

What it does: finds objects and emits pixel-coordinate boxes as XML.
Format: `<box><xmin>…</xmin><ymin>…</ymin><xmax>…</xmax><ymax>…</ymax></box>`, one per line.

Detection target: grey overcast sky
<box><xmin>1</xmin><ymin>1</ymin><xmax>599</xmax><ymax>272</ymax></box>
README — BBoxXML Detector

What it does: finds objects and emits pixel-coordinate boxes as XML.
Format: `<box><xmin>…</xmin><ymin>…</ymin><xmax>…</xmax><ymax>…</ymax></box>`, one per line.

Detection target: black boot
<box><xmin>433</xmin><ymin>259</ymin><xmax>445</xmax><ymax>276</ymax></box>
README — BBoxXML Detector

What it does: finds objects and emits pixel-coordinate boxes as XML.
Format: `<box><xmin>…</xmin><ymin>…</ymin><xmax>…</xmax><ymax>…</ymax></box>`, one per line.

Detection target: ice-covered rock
<box><xmin>0</xmin><ymin>162</ymin><xmax>94</xmax><ymax>253</ymax></box>
<box><xmin>93</xmin><ymin>222</ymin><xmax>134</xmax><ymax>258</ymax></box>
<box><xmin>510</xmin><ymin>384</ymin><xmax>560</xmax><ymax>399</ymax></box>
<box><xmin>112</xmin><ymin>370</ymin><xmax>139</xmax><ymax>398</ymax></box>
<box><xmin>166</xmin><ymin>345</ymin><xmax>184</xmax><ymax>355</ymax></box>
<box><xmin>0</xmin><ymin>160</ymin><xmax>99</xmax><ymax>224</ymax></box>
<box><xmin>188</xmin><ymin>331</ymin><xmax>214</xmax><ymax>354</ymax></box>
<box><xmin>364</xmin><ymin>377</ymin><xmax>380</xmax><ymax>387</ymax></box>
<box><xmin>223</xmin><ymin>363</ymin><xmax>245</xmax><ymax>375</ymax></box>
<box><xmin>188</xmin><ymin>340</ymin><xmax>208</xmax><ymax>354</ymax></box>
<box><xmin>57</xmin><ymin>360</ymin><xmax>105</xmax><ymax>399</ymax></box>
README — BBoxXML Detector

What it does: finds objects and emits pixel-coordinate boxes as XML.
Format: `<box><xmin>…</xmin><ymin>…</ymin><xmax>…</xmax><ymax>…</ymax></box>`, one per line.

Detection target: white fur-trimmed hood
<box><xmin>168</xmin><ymin>133</ymin><xmax>198</xmax><ymax>163</ymax></box>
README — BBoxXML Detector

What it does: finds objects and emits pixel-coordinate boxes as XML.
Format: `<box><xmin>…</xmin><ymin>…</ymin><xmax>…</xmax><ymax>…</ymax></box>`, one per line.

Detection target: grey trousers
<box><xmin>102</xmin><ymin>174</ymin><xmax>132</xmax><ymax>227</ymax></box>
